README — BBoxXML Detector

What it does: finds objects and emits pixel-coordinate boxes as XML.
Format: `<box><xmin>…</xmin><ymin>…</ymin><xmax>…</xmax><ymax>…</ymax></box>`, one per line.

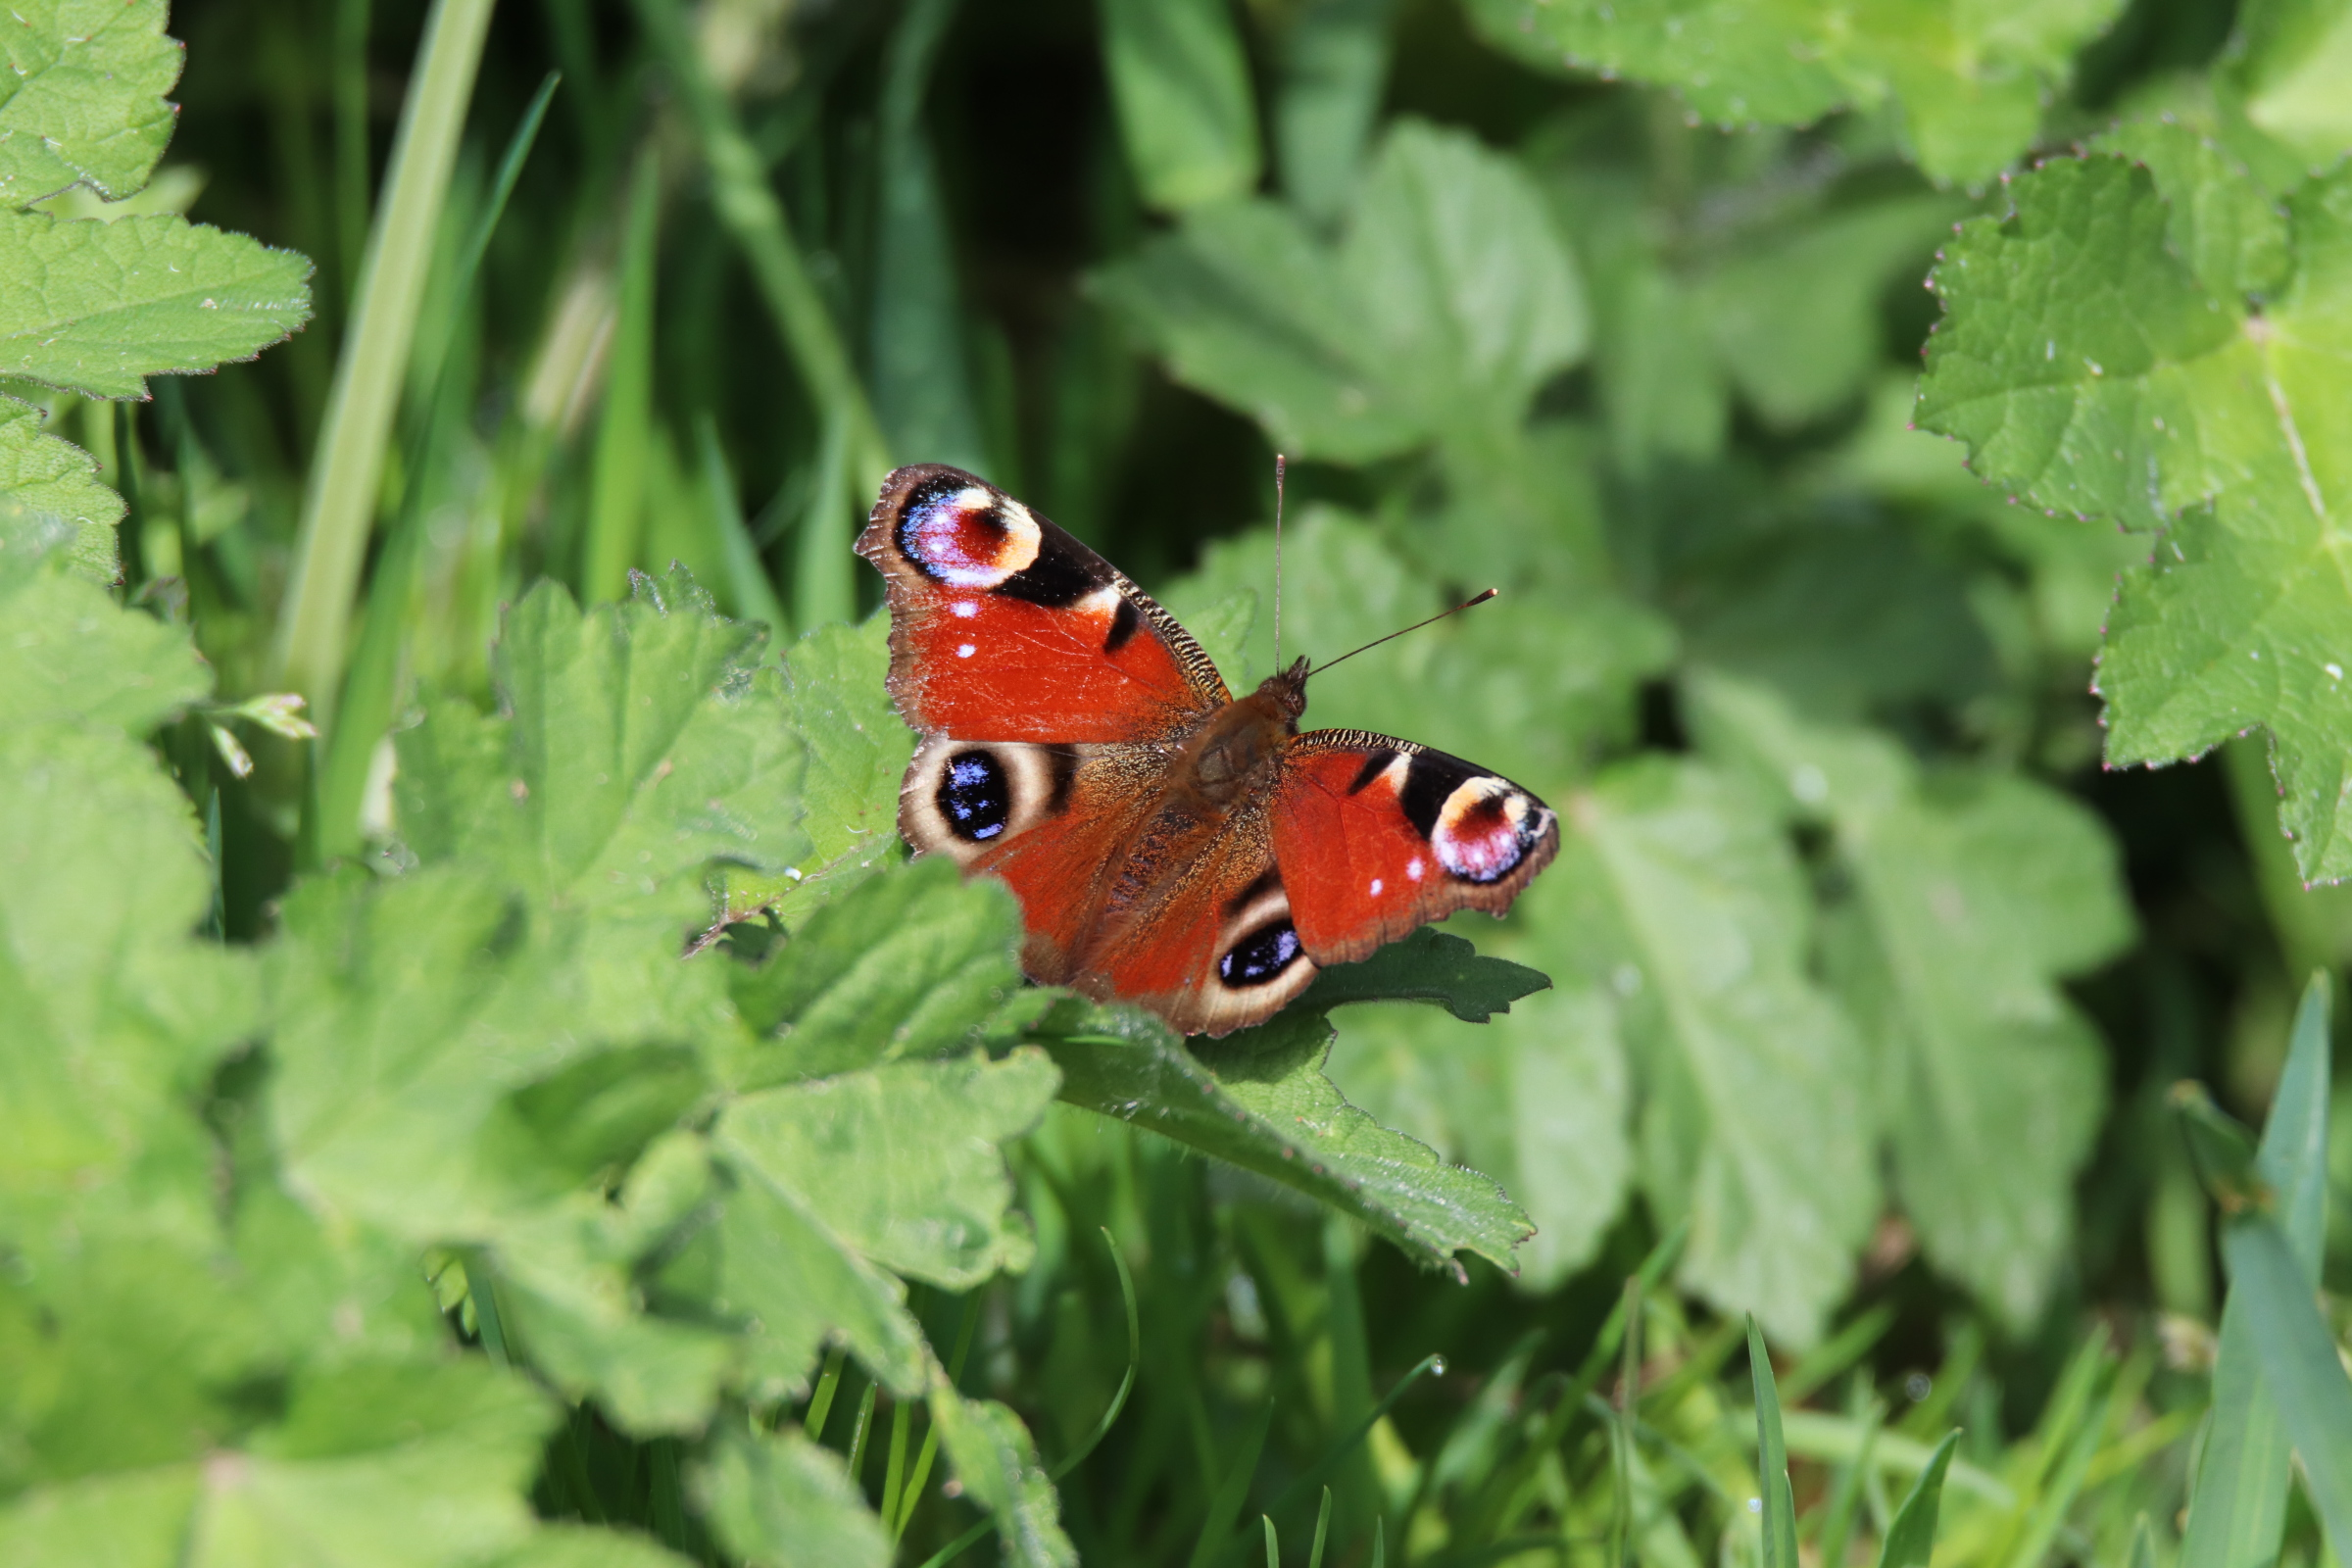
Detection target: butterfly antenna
<box><xmin>1272</xmin><ymin>454</ymin><xmax>1287</xmax><ymax>671</ymax></box>
<box><xmin>1307</xmin><ymin>589</ymin><xmax>1497</xmax><ymax>679</ymax></box>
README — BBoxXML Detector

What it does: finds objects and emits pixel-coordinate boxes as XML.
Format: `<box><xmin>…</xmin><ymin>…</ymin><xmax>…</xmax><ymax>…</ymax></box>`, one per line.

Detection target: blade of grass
<box><xmin>312</xmin><ymin>73</ymin><xmax>559</xmax><ymax>861</ymax></box>
<box><xmin>794</xmin><ymin>406</ymin><xmax>856</xmax><ymax>629</ymax></box>
<box><xmin>1876</xmin><ymin>1431</ymin><xmax>1959</xmax><ymax>1568</ymax></box>
<box><xmin>1051</xmin><ymin>1227</ymin><xmax>1143</xmax><ymax>1482</ymax></box>
<box><xmin>845</xmin><ymin>1379</ymin><xmax>880</xmax><ymax>1482</ymax></box>
<box><xmin>1812</xmin><ymin>1393</ymin><xmax>1882</xmax><ymax>1568</ymax></box>
<box><xmin>881</xmin><ymin>1395</ymin><xmax>912</xmax><ymax>1540</ymax></box>
<box><xmin>894</xmin><ymin>1291</ymin><xmax>984</xmax><ymax>1542</ymax></box>
<box><xmin>271</xmin><ymin>0</ymin><xmax>499</xmax><ymax>723</ymax></box>
<box><xmin>1308</xmin><ymin>1487</ymin><xmax>1332</xmax><ymax>1568</ymax></box>
<box><xmin>583</xmin><ymin>144</ymin><xmax>662</xmax><ymax>604</ymax></box>
<box><xmin>630</xmin><ymin>0</ymin><xmax>891</xmax><ymax>494</ymax></box>
<box><xmin>1263</xmin><ymin>1516</ymin><xmax>1280</xmax><ymax>1566</ymax></box>
<box><xmin>2221</xmin><ymin>1213</ymin><xmax>2352</xmax><ymax>1563</ymax></box>
<box><xmin>1748</xmin><ymin>1318</ymin><xmax>1799</xmax><ymax>1568</ymax></box>
<box><xmin>2181</xmin><ymin>980</ymin><xmax>2330</xmax><ymax>1568</ymax></box>
<box><xmin>694</xmin><ymin>414</ymin><xmax>790</xmax><ymax>637</ymax></box>
<box><xmin>1264</xmin><ymin>1353</ymin><xmax>1446</xmax><ymax>1522</ymax></box>
<box><xmin>1189</xmin><ymin>1398</ymin><xmax>1275</xmax><ymax>1568</ymax></box>
<box><xmin>804</xmin><ymin>1344</ymin><xmax>848</xmax><ymax>1438</ymax></box>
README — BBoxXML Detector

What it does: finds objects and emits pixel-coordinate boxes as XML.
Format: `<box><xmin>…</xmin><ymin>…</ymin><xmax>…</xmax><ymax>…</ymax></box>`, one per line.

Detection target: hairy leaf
<box><xmin>699</xmin><ymin>1429</ymin><xmax>890</xmax><ymax>1568</ymax></box>
<box><xmin>1037</xmin><ymin>1001</ymin><xmax>1532</xmax><ymax>1274</ymax></box>
<box><xmin>0</xmin><ymin>211</ymin><xmax>312</xmax><ymax>399</ymax></box>
<box><xmin>1463</xmin><ymin>0</ymin><xmax>2124</xmax><ymax>184</ymax></box>
<box><xmin>928</xmin><ymin>1383</ymin><xmax>1079</xmax><ymax>1568</ymax></box>
<box><xmin>1919</xmin><ymin>154</ymin><xmax>2352</xmax><ymax>878</ymax></box>
<box><xmin>0</xmin><ymin>0</ymin><xmax>181</xmax><ymax>207</ymax></box>
<box><xmin>0</xmin><ymin>402</ymin><xmax>122</xmax><ymax>580</ymax></box>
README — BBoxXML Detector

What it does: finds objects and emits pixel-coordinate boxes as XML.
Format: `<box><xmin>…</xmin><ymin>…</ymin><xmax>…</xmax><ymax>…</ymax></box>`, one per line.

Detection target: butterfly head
<box><xmin>1254</xmin><ymin>656</ymin><xmax>1312</xmax><ymax>722</ymax></box>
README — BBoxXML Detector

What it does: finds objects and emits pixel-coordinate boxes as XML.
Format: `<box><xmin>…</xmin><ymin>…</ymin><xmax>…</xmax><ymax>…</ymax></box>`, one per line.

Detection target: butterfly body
<box><xmin>858</xmin><ymin>465</ymin><xmax>1558</xmax><ymax>1037</ymax></box>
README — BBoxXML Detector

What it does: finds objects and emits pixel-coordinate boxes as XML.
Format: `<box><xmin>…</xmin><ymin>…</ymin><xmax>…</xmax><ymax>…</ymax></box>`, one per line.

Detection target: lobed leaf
<box><xmin>698</xmin><ymin>1428</ymin><xmax>890</xmax><ymax>1568</ymax></box>
<box><xmin>1549</xmin><ymin>757</ymin><xmax>1878</xmax><ymax>1344</ymax></box>
<box><xmin>0</xmin><ymin>211</ymin><xmax>312</xmax><ymax>399</ymax></box>
<box><xmin>0</xmin><ymin>0</ymin><xmax>181</xmax><ymax>207</ymax></box>
<box><xmin>0</xmin><ymin>403</ymin><xmax>122</xmax><ymax>580</ymax></box>
<box><xmin>1919</xmin><ymin>154</ymin><xmax>2352</xmax><ymax>878</ymax></box>
<box><xmin>1463</xmin><ymin>0</ymin><xmax>2124</xmax><ymax>185</ymax></box>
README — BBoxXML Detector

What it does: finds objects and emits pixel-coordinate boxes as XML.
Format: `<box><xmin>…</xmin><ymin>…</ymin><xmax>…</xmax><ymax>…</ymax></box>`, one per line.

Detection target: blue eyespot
<box><xmin>1220</xmin><ymin>921</ymin><xmax>1301</xmax><ymax>987</ymax></box>
<box><xmin>939</xmin><ymin>751</ymin><xmax>1010</xmax><ymax>842</ymax></box>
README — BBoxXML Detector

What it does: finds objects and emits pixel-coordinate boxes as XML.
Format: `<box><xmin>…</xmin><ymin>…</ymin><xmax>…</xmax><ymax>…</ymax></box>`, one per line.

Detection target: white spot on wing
<box><xmin>956</xmin><ymin>643</ymin><xmax>976</xmax><ymax>659</ymax></box>
<box><xmin>1369</xmin><ymin>878</ymin><xmax>1384</xmax><ymax>896</ymax></box>
<box><xmin>1407</xmin><ymin>858</ymin><xmax>1424</xmax><ymax>881</ymax></box>
<box><xmin>953</xmin><ymin>601</ymin><xmax>978</xmax><ymax>618</ymax></box>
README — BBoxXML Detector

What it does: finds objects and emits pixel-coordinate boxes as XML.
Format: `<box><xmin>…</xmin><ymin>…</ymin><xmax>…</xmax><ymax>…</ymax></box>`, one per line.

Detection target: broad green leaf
<box><xmin>0</xmin><ymin>211</ymin><xmax>313</xmax><ymax>399</ymax></box>
<box><xmin>721</xmin><ymin>612</ymin><xmax>909</xmax><ymax>923</ymax></box>
<box><xmin>1700</xmin><ymin>196</ymin><xmax>1963</xmax><ymax>429</ymax></box>
<box><xmin>699</xmin><ymin>1429</ymin><xmax>889</xmax><ymax>1568</ymax></box>
<box><xmin>0</xmin><ymin>0</ymin><xmax>181</xmax><ymax>207</ymax></box>
<box><xmin>1300</xmin><ymin>928</ymin><xmax>1548</xmax><ymax>1022</ymax></box>
<box><xmin>725</xmin><ymin>856</ymin><xmax>1026</xmax><ymax>1086</ymax></box>
<box><xmin>1038</xmin><ymin>1000</ymin><xmax>1532</xmax><ymax>1272</ymax></box>
<box><xmin>486</xmin><ymin>1196</ymin><xmax>735</xmax><ymax>1436</ymax></box>
<box><xmin>928</xmin><ymin>1380</ymin><xmax>1079</xmax><ymax>1568</ymax></box>
<box><xmin>1277</xmin><ymin>0</ymin><xmax>1395</xmax><ymax>226</ymax></box>
<box><xmin>2094</xmin><ymin>119</ymin><xmax>2292</xmax><ymax>299</ymax></box>
<box><xmin>1463</xmin><ymin>0</ymin><xmax>2124</xmax><ymax>184</ymax></box>
<box><xmin>0</xmin><ymin>719</ymin><xmax>248</xmax><ymax>1213</ymax></box>
<box><xmin>1551</xmin><ymin>757</ymin><xmax>1877</xmax><ymax>1343</ymax></box>
<box><xmin>1689</xmin><ymin>672</ymin><xmax>2132</xmax><ymax>1322</ymax></box>
<box><xmin>2232</xmin><ymin>0</ymin><xmax>2352</xmax><ymax>164</ymax></box>
<box><xmin>1097</xmin><ymin>120</ymin><xmax>1584</xmax><ymax>463</ymax></box>
<box><xmin>1327</xmin><ymin>982</ymin><xmax>1630</xmax><ymax>1287</ymax></box>
<box><xmin>1919</xmin><ymin>155</ymin><xmax>2352</xmax><ymax>878</ymax></box>
<box><xmin>0</xmin><ymin>401</ymin><xmax>121</xmax><ymax>580</ymax></box>
<box><xmin>2182</xmin><ymin>975</ymin><xmax>2331</xmax><ymax>1568</ymax></box>
<box><xmin>0</xmin><ymin>531</ymin><xmax>206</xmax><ymax>731</ymax></box>
<box><xmin>1099</xmin><ymin>0</ymin><xmax>1263</xmax><ymax>213</ymax></box>
<box><xmin>716</xmin><ymin>1050</ymin><xmax>1058</xmax><ymax>1291</ymax></box>
<box><xmin>0</xmin><ymin>1353</ymin><xmax>557</xmax><ymax>1568</ymax></box>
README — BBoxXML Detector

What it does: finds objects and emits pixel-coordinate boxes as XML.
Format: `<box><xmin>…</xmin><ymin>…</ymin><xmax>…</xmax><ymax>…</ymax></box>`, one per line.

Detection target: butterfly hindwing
<box><xmin>1271</xmin><ymin>732</ymin><xmax>1560</xmax><ymax>966</ymax></box>
<box><xmin>857</xmin><ymin>465</ymin><xmax>1229</xmax><ymax>743</ymax></box>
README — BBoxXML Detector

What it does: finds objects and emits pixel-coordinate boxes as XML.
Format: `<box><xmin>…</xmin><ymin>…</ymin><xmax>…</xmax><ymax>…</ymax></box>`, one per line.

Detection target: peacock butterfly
<box><xmin>856</xmin><ymin>464</ymin><xmax>1560</xmax><ymax>1038</ymax></box>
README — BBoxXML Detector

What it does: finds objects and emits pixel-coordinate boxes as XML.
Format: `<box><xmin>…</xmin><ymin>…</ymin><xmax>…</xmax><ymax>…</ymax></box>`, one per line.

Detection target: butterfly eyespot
<box><xmin>1219</xmin><ymin>920</ymin><xmax>1302</xmax><ymax>988</ymax></box>
<box><xmin>1432</xmin><ymin>777</ymin><xmax>1542</xmax><ymax>884</ymax></box>
<box><xmin>938</xmin><ymin>750</ymin><xmax>1012</xmax><ymax>842</ymax></box>
<box><xmin>899</xmin><ymin>481</ymin><xmax>1041</xmax><ymax>588</ymax></box>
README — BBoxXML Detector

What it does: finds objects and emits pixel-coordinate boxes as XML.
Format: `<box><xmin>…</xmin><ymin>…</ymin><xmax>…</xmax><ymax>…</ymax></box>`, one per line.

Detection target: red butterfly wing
<box><xmin>1272</xmin><ymin>731</ymin><xmax>1560</xmax><ymax>965</ymax></box>
<box><xmin>857</xmin><ymin>465</ymin><xmax>1228</xmax><ymax>743</ymax></box>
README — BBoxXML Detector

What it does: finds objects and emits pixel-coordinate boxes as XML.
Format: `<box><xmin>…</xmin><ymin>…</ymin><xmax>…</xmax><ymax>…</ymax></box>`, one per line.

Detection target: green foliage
<box><xmin>17</xmin><ymin>0</ymin><xmax>2352</xmax><ymax>1564</ymax></box>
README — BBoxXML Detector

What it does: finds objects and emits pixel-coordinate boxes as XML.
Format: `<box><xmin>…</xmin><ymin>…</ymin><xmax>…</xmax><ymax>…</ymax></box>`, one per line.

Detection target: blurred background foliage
<box><xmin>23</xmin><ymin>0</ymin><xmax>2352</xmax><ymax>1560</ymax></box>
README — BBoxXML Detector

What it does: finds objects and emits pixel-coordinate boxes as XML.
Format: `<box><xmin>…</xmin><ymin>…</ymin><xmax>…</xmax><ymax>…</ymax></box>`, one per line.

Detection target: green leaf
<box><xmin>0</xmin><ymin>401</ymin><xmax>122</xmax><ymax>580</ymax></box>
<box><xmin>2231</xmin><ymin>0</ymin><xmax>2352</xmax><ymax>165</ymax></box>
<box><xmin>1918</xmin><ymin>155</ymin><xmax>2352</xmax><ymax>878</ymax></box>
<box><xmin>396</xmin><ymin>570</ymin><xmax>808</xmax><ymax>914</ymax></box>
<box><xmin>0</xmin><ymin>0</ymin><xmax>181</xmax><ymax>207</ymax></box>
<box><xmin>1096</xmin><ymin>120</ymin><xmax>1584</xmax><ymax>463</ymax></box>
<box><xmin>0</xmin><ymin>1353</ymin><xmax>559</xmax><ymax>1568</ymax></box>
<box><xmin>1550</xmin><ymin>756</ymin><xmax>1878</xmax><ymax>1343</ymax></box>
<box><xmin>1462</xmin><ymin>0</ymin><xmax>2124</xmax><ymax>184</ymax></box>
<box><xmin>0</xmin><ymin>529</ymin><xmax>207</xmax><ymax>732</ymax></box>
<box><xmin>1689</xmin><ymin>672</ymin><xmax>2133</xmax><ymax>1322</ymax></box>
<box><xmin>715</xmin><ymin>1049</ymin><xmax>1058</xmax><ymax>1291</ymax></box>
<box><xmin>2094</xmin><ymin>119</ymin><xmax>2292</xmax><ymax>299</ymax></box>
<box><xmin>1098</xmin><ymin>0</ymin><xmax>1263</xmax><ymax>213</ymax></box>
<box><xmin>725</xmin><ymin>856</ymin><xmax>1027</xmax><ymax>1087</ymax></box>
<box><xmin>1300</xmin><ymin>928</ymin><xmax>1548</xmax><ymax>1022</ymax></box>
<box><xmin>1876</xmin><ymin>1431</ymin><xmax>1960</xmax><ymax>1568</ymax></box>
<box><xmin>928</xmin><ymin>1380</ymin><xmax>1079</xmax><ymax>1568</ymax></box>
<box><xmin>0</xmin><ymin>211</ymin><xmax>314</xmax><ymax>399</ymax></box>
<box><xmin>1700</xmin><ymin>196</ymin><xmax>1963</xmax><ymax>429</ymax></box>
<box><xmin>698</xmin><ymin>1428</ymin><xmax>890</xmax><ymax>1568</ymax></box>
<box><xmin>1327</xmin><ymin>982</ymin><xmax>1630</xmax><ymax>1287</ymax></box>
<box><xmin>1037</xmin><ymin>1001</ymin><xmax>1532</xmax><ymax>1273</ymax></box>
<box><xmin>2181</xmin><ymin>974</ymin><xmax>2332</xmax><ymax>1568</ymax></box>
